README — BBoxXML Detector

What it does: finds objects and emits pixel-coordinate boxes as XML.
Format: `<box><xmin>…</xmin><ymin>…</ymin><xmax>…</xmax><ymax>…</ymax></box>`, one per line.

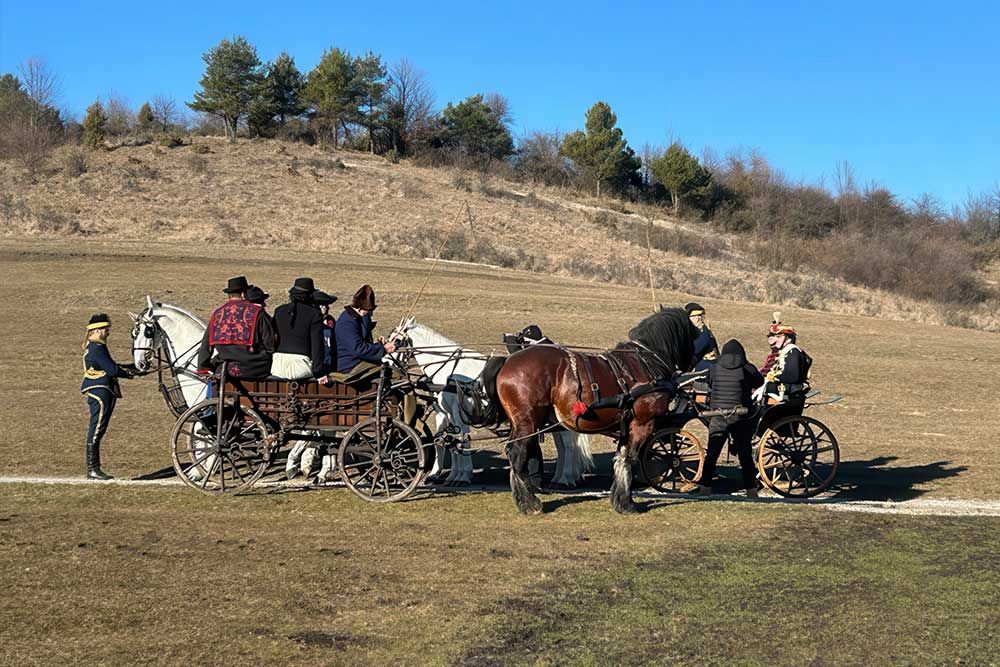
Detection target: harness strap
<box><xmin>603</xmin><ymin>353</ymin><xmax>631</xmax><ymax>394</ymax></box>
<box><xmin>579</xmin><ymin>353</ymin><xmax>601</xmax><ymax>403</ymax></box>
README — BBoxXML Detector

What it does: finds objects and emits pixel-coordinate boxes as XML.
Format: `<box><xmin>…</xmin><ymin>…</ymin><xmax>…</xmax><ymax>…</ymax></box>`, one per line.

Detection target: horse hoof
<box><xmin>613</xmin><ymin>502</ymin><xmax>639</xmax><ymax>515</ymax></box>
<box><xmin>285</xmin><ymin>468</ymin><xmax>298</xmax><ymax>481</ymax></box>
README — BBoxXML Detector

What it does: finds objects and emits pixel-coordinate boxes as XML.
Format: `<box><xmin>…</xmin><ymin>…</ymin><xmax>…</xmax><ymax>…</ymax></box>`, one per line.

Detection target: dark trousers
<box><xmin>699</xmin><ymin>414</ymin><xmax>756</xmax><ymax>490</ymax></box>
<box><xmin>85</xmin><ymin>389</ymin><xmax>116</xmax><ymax>469</ymax></box>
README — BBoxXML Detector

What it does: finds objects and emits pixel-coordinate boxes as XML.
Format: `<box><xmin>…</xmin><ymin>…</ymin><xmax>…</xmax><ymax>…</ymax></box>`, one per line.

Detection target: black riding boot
<box><xmin>86</xmin><ymin>442</ymin><xmax>113</xmax><ymax>480</ymax></box>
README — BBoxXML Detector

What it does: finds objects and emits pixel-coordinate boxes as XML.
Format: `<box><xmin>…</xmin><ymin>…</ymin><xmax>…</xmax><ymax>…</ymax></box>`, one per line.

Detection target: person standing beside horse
<box><xmin>690</xmin><ymin>339</ymin><xmax>764</xmax><ymax>497</ymax></box>
<box><xmin>81</xmin><ymin>314</ymin><xmax>138</xmax><ymax>480</ymax></box>
<box><xmin>197</xmin><ymin>276</ymin><xmax>275</xmax><ymax>378</ymax></box>
<box><xmin>271</xmin><ymin>277</ymin><xmax>336</xmax><ymax>379</ymax></box>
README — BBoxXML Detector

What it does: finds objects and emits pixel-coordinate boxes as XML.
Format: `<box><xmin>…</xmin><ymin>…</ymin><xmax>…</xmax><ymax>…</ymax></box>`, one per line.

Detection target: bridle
<box><xmin>131</xmin><ymin>309</ymin><xmax>203</xmax><ymax>382</ymax></box>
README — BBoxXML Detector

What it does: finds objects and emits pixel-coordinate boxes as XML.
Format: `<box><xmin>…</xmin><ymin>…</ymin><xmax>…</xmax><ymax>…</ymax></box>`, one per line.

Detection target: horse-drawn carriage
<box><xmin>637</xmin><ymin>380</ymin><xmax>840</xmax><ymax>498</ymax></box>
<box><xmin>134</xmin><ymin>299</ymin><xmax>840</xmax><ymax>509</ymax></box>
<box><xmin>170</xmin><ymin>362</ymin><xmax>438</xmax><ymax>500</ymax></box>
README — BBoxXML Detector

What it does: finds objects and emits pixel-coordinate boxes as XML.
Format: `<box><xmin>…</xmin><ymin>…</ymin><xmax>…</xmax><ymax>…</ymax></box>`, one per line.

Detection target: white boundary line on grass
<box><xmin>2</xmin><ymin>476</ymin><xmax>1000</xmax><ymax>517</ymax></box>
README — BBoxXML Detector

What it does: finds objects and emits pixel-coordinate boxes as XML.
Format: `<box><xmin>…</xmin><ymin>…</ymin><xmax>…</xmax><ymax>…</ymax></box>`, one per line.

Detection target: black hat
<box><xmin>289</xmin><ymin>277</ymin><xmax>316</xmax><ymax>295</ymax></box>
<box><xmin>224</xmin><ymin>276</ymin><xmax>250</xmax><ymax>294</ymax></box>
<box><xmin>351</xmin><ymin>284</ymin><xmax>377</xmax><ymax>310</ymax></box>
<box><xmin>685</xmin><ymin>302</ymin><xmax>706</xmax><ymax>316</ymax></box>
<box><xmin>246</xmin><ymin>285</ymin><xmax>269</xmax><ymax>305</ymax></box>
<box><xmin>312</xmin><ymin>290</ymin><xmax>338</xmax><ymax>306</ymax></box>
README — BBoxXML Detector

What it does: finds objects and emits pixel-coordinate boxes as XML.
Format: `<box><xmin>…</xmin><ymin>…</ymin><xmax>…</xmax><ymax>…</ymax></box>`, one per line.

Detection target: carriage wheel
<box><xmin>170</xmin><ymin>399</ymin><xmax>274</xmax><ymax>495</ymax></box>
<box><xmin>639</xmin><ymin>429</ymin><xmax>705</xmax><ymax>493</ymax></box>
<box><xmin>338</xmin><ymin>417</ymin><xmax>425</xmax><ymax>503</ymax></box>
<box><xmin>756</xmin><ymin>415</ymin><xmax>839</xmax><ymax>498</ymax></box>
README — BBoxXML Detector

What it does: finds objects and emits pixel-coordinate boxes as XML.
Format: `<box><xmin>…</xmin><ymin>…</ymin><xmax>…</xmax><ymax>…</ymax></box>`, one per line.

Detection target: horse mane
<box><xmin>156</xmin><ymin>302</ymin><xmax>207</xmax><ymax>328</ymax></box>
<box><xmin>623</xmin><ymin>307</ymin><xmax>696</xmax><ymax>375</ymax></box>
<box><xmin>410</xmin><ymin>322</ymin><xmax>460</xmax><ymax>349</ymax></box>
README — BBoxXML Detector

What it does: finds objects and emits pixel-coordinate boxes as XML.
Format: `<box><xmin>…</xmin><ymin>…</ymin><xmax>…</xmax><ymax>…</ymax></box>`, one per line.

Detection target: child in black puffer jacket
<box><xmin>692</xmin><ymin>339</ymin><xmax>764</xmax><ymax>497</ymax></box>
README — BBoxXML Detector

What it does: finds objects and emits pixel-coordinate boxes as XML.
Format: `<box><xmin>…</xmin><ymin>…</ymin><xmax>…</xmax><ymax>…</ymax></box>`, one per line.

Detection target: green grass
<box><xmin>1</xmin><ymin>484</ymin><xmax>998</xmax><ymax>666</ymax></box>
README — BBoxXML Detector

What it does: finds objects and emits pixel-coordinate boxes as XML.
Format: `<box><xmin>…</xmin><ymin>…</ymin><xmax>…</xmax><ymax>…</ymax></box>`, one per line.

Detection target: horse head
<box><xmin>131</xmin><ymin>298</ymin><xmax>162</xmax><ymax>372</ymax></box>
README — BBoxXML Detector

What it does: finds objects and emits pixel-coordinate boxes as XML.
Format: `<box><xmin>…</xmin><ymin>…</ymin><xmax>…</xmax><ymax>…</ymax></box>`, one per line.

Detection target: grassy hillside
<box><xmin>1</xmin><ymin>138</ymin><xmax>998</xmax><ymax>331</ymax></box>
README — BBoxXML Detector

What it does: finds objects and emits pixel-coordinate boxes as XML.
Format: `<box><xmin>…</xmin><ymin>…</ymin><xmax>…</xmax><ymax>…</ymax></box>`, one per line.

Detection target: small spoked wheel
<box><xmin>170</xmin><ymin>399</ymin><xmax>274</xmax><ymax>495</ymax></box>
<box><xmin>639</xmin><ymin>429</ymin><xmax>705</xmax><ymax>493</ymax></box>
<box><xmin>338</xmin><ymin>417</ymin><xmax>425</xmax><ymax>502</ymax></box>
<box><xmin>756</xmin><ymin>415</ymin><xmax>839</xmax><ymax>498</ymax></box>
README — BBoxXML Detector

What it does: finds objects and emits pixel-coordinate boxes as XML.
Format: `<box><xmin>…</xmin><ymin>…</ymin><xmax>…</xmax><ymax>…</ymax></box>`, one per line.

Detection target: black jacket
<box><xmin>273</xmin><ymin>300</ymin><xmax>327</xmax><ymax>377</ymax></box>
<box><xmin>708</xmin><ymin>340</ymin><xmax>765</xmax><ymax>410</ymax></box>
<box><xmin>767</xmin><ymin>345</ymin><xmax>808</xmax><ymax>396</ymax></box>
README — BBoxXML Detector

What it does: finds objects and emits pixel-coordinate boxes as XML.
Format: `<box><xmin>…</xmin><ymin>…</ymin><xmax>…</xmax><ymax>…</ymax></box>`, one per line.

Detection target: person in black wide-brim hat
<box><xmin>80</xmin><ymin>313</ymin><xmax>139</xmax><ymax>480</ymax></box>
<box><xmin>197</xmin><ymin>276</ymin><xmax>276</xmax><ymax>378</ymax></box>
<box><xmin>270</xmin><ymin>277</ymin><xmax>335</xmax><ymax>379</ymax></box>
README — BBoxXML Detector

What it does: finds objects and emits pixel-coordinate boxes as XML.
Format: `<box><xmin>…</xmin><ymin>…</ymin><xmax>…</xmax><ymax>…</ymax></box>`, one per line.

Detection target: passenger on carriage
<box><xmin>314</xmin><ymin>290</ymin><xmax>338</xmax><ymax>372</ymax></box>
<box><xmin>686</xmin><ymin>302</ymin><xmax>719</xmax><ymax>373</ymax></box>
<box><xmin>761</xmin><ymin>312</ymin><xmax>809</xmax><ymax>404</ymax></box>
<box><xmin>332</xmin><ymin>284</ymin><xmax>396</xmax><ymax>375</ymax></box>
<box><xmin>196</xmin><ymin>276</ymin><xmax>276</xmax><ymax>378</ymax></box>
<box><xmin>245</xmin><ymin>285</ymin><xmax>270</xmax><ymax>308</ymax></box>
<box><xmin>270</xmin><ymin>277</ymin><xmax>336</xmax><ymax>379</ymax></box>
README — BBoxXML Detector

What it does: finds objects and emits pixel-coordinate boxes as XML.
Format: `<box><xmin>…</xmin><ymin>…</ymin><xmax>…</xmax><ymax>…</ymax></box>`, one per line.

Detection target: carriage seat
<box><xmin>323</xmin><ymin>363</ymin><xmax>383</xmax><ymax>385</ymax></box>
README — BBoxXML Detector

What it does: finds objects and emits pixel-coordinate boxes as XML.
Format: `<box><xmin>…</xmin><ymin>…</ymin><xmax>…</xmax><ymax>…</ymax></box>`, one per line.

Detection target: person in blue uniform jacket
<box><xmin>80</xmin><ymin>314</ymin><xmax>138</xmax><ymax>480</ymax></box>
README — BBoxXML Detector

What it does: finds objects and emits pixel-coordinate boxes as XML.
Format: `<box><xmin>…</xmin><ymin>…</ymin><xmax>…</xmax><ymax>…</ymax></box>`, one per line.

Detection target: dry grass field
<box><xmin>1</xmin><ymin>235</ymin><xmax>998</xmax><ymax>665</ymax></box>
<box><xmin>3</xmin><ymin>139</ymin><xmax>998</xmax><ymax>332</ymax></box>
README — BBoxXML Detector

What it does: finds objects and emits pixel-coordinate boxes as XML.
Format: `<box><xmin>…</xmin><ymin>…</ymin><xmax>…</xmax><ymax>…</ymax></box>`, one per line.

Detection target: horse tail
<box><xmin>574</xmin><ymin>433</ymin><xmax>595</xmax><ymax>474</ymax></box>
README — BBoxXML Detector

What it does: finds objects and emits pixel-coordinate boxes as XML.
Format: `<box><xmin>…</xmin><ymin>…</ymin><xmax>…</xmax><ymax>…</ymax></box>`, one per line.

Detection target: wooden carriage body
<box><xmin>220</xmin><ymin>376</ymin><xmax>383</xmax><ymax>431</ymax></box>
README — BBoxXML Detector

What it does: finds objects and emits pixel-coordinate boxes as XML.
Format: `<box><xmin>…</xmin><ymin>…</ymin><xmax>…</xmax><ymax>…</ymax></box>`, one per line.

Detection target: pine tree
<box><xmin>303</xmin><ymin>48</ymin><xmax>356</xmax><ymax>148</ymax></box>
<box><xmin>136</xmin><ymin>102</ymin><xmax>155</xmax><ymax>131</ymax></box>
<box><xmin>649</xmin><ymin>142</ymin><xmax>713</xmax><ymax>214</ymax></box>
<box><xmin>353</xmin><ymin>52</ymin><xmax>386</xmax><ymax>153</ymax></box>
<box><xmin>438</xmin><ymin>94</ymin><xmax>514</xmax><ymax>162</ymax></box>
<box><xmin>187</xmin><ymin>36</ymin><xmax>263</xmax><ymax>141</ymax></box>
<box><xmin>82</xmin><ymin>101</ymin><xmax>107</xmax><ymax>149</ymax></box>
<box><xmin>267</xmin><ymin>52</ymin><xmax>305</xmax><ymax>125</ymax></box>
<box><xmin>560</xmin><ymin>101</ymin><xmax>640</xmax><ymax>198</ymax></box>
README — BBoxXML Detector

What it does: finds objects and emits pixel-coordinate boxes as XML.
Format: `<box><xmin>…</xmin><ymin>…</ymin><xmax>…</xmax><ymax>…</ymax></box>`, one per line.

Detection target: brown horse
<box><xmin>494</xmin><ymin>307</ymin><xmax>697</xmax><ymax>514</ymax></box>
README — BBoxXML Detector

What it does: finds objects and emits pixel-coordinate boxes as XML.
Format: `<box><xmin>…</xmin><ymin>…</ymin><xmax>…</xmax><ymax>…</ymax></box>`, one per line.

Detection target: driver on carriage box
<box><xmin>330</xmin><ymin>284</ymin><xmax>396</xmax><ymax>376</ymax></box>
<box><xmin>686</xmin><ymin>302</ymin><xmax>719</xmax><ymax>373</ymax></box>
<box><xmin>197</xmin><ymin>276</ymin><xmax>276</xmax><ymax>378</ymax></box>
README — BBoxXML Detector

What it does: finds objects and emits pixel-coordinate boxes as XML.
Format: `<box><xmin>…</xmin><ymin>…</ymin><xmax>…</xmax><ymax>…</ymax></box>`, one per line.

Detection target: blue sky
<box><xmin>2</xmin><ymin>0</ymin><xmax>997</xmax><ymax>207</ymax></box>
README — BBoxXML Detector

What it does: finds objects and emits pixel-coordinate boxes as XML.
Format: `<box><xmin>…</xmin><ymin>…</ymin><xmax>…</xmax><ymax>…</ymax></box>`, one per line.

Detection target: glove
<box><xmin>119</xmin><ymin>363</ymin><xmax>139</xmax><ymax>378</ymax></box>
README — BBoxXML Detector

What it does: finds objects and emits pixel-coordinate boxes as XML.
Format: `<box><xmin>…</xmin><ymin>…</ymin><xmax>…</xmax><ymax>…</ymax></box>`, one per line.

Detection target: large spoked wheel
<box><xmin>639</xmin><ymin>429</ymin><xmax>705</xmax><ymax>492</ymax></box>
<box><xmin>756</xmin><ymin>415</ymin><xmax>839</xmax><ymax>498</ymax></box>
<box><xmin>338</xmin><ymin>417</ymin><xmax>426</xmax><ymax>502</ymax></box>
<box><xmin>170</xmin><ymin>399</ymin><xmax>274</xmax><ymax>495</ymax></box>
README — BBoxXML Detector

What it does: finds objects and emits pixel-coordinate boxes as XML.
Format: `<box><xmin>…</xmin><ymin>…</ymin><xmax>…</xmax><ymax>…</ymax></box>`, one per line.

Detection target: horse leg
<box><xmin>426</xmin><ymin>411</ymin><xmax>449</xmax><ymax>484</ymax></box>
<box><xmin>286</xmin><ymin>440</ymin><xmax>307</xmax><ymax>480</ymax></box>
<box><xmin>575</xmin><ymin>433</ymin><xmax>595</xmax><ymax>481</ymax></box>
<box><xmin>551</xmin><ymin>433</ymin><xmax>567</xmax><ymax>488</ymax></box>
<box><xmin>610</xmin><ymin>419</ymin><xmax>654</xmax><ymax>514</ymax></box>
<box><xmin>508</xmin><ymin>422</ymin><xmax>543</xmax><ymax>515</ymax></box>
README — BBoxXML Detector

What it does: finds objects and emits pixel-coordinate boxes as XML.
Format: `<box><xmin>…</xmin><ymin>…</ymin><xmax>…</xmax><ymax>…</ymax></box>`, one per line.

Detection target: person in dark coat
<box><xmin>759</xmin><ymin>311</ymin><xmax>810</xmax><ymax>428</ymax></box>
<box><xmin>246</xmin><ymin>285</ymin><xmax>270</xmax><ymax>308</ymax></box>
<box><xmin>333</xmin><ymin>284</ymin><xmax>396</xmax><ymax>375</ymax></box>
<box><xmin>197</xmin><ymin>276</ymin><xmax>275</xmax><ymax>378</ymax></box>
<box><xmin>313</xmin><ymin>290</ymin><xmax>338</xmax><ymax>372</ymax></box>
<box><xmin>686</xmin><ymin>302</ymin><xmax>719</xmax><ymax>372</ymax></box>
<box><xmin>80</xmin><ymin>314</ymin><xmax>138</xmax><ymax>480</ymax></box>
<box><xmin>692</xmin><ymin>338</ymin><xmax>765</xmax><ymax>497</ymax></box>
<box><xmin>270</xmin><ymin>277</ymin><xmax>335</xmax><ymax>379</ymax></box>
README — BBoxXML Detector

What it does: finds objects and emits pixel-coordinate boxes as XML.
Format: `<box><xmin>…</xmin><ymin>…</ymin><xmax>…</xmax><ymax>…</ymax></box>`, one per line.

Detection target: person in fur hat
<box><xmin>333</xmin><ymin>284</ymin><xmax>396</xmax><ymax>374</ymax></box>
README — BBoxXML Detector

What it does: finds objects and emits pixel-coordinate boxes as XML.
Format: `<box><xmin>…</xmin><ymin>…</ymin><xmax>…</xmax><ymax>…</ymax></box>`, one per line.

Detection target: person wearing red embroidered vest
<box><xmin>197</xmin><ymin>276</ymin><xmax>276</xmax><ymax>377</ymax></box>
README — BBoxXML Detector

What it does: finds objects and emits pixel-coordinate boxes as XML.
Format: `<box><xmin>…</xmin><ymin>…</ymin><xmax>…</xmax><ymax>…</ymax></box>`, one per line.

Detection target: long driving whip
<box><xmin>645</xmin><ymin>215</ymin><xmax>657</xmax><ymax>312</ymax></box>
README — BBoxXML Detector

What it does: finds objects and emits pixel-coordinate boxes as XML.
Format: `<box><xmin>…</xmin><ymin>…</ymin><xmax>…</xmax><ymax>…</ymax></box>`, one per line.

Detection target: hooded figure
<box><xmin>691</xmin><ymin>338</ymin><xmax>765</xmax><ymax>497</ymax></box>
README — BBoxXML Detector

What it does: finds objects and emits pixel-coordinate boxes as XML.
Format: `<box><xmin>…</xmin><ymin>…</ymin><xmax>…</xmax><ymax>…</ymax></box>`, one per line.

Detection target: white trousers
<box><xmin>270</xmin><ymin>352</ymin><xmax>312</xmax><ymax>379</ymax></box>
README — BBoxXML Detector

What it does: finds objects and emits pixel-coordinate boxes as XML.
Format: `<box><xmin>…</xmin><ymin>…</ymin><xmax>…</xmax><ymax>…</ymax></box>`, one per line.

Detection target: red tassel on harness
<box><xmin>572</xmin><ymin>401</ymin><xmax>589</xmax><ymax>416</ymax></box>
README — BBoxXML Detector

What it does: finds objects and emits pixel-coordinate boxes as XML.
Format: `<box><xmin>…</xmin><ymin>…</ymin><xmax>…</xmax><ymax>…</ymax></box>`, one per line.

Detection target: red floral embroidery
<box><xmin>208</xmin><ymin>301</ymin><xmax>261</xmax><ymax>347</ymax></box>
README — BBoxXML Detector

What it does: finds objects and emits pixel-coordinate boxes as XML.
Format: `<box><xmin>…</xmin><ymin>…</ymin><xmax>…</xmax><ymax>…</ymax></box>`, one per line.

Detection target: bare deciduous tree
<box><xmin>17</xmin><ymin>58</ymin><xmax>59</xmax><ymax>130</ymax></box>
<box><xmin>151</xmin><ymin>95</ymin><xmax>177</xmax><ymax>131</ymax></box>
<box><xmin>385</xmin><ymin>59</ymin><xmax>435</xmax><ymax>154</ymax></box>
<box><xmin>484</xmin><ymin>92</ymin><xmax>512</xmax><ymax>126</ymax></box>
<box><xmin>103</xmin><ymin>92</ymin><xmax>134</xmax><ymax>138</ymax></box>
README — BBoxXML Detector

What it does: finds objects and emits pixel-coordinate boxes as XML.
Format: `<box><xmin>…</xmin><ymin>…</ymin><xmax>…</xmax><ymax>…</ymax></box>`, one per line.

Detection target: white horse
<box><xmin>389</xmin><ymin>317</ymin><xmax>594</xmax><ymax>488</ymax></box>
<box><xmin>130</xmin><ymin>297</ymin><xmax>328</xmax><ymax>481</ymax></box>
